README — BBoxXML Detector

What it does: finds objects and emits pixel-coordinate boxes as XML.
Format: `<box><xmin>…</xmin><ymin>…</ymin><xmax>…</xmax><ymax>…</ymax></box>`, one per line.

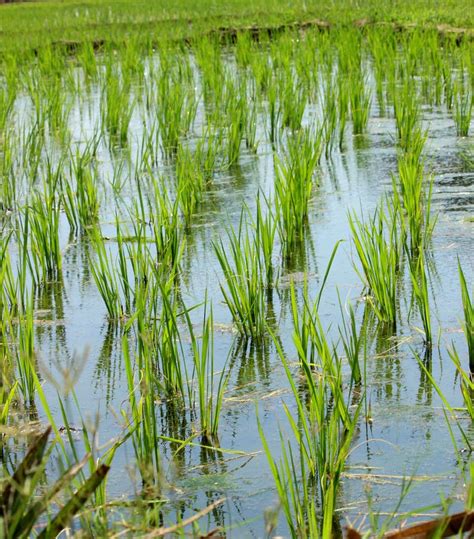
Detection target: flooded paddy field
<box><xmin>0</xmin><ymin>26</ymin><xmax>473</xmax><ymax>537</ymax></box>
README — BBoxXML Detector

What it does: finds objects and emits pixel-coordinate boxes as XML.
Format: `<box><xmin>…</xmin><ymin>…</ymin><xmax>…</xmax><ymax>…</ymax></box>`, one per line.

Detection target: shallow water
<box><xmin>1</xmin><ymin>36</ymin><xmax>473</xmax><ymax>537</ymax></box>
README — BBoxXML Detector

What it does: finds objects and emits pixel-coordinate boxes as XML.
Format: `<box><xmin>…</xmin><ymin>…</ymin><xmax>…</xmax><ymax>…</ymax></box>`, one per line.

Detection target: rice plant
<box><xmin>88</xmin><ymin>229</ymin><xmax>124</xmax><ymax>320</ymax></box>
<box><xmin>458</xmin><ymin>261</ymin><xmax>474</xmax><ymax>373</ymax></box>
<box><xmin>252</xmin><ymin>193</ymin><xmax>278</xmax><ymax>289</ymax></box>
<box><xmin>448</xmin><ymin>346</ymin><xmax>473</xmax><ymax>421</ymax></box>
<box><xmin>393</xmin><ymin>138</ymin><xmax>437</xmax><ymax>256</ymax></box>
<box><xmin>393</xmin><ymin>81</ymin><xmax>421</xmax><ymax>151</ymax></box>
<box><xmin>175</xmin><ymin>144</ymin><xmax>205</xmax><ymax>226</ymax></box>
<box><xmin>453</xmin><ymin>82</ymin><xmax>473</xmax><ymax>137</ymax></box>
<box><xmin>187</xmin><ymin>303</ymin><xmax>229</xmax><ymax>446</ymax></box>
<box><xmin>280</xmin><ymin>77</ymin><xmax>306</xmax><ymax>132</ymax></box>
<box><xmin>150</xmin><ymin>283</ymin><xmax>190</xmax><ymax>400</ymax></box>
<box><xmin>21</xmin><ymin>183</ymin><xmax>62</xmax><ymax>283</ymax></box>
<box><xmin>101</xmin><ymin>65</ymin><xmax>134</xmax><ymax>145</ymax></box>
<box><xmin>156</xmin><ymin>58</ymin><xmax>197</xmax><ymax>154</ymax></box>
<box><xmin>417</xmin><ymin>352</ymin><xmax>472</xmax><ymax>454</ymax></box>
<box><xmin>260</xmin><ymin>293</ymin><xmax>361</xmax><ymax>537</ymax></box>
<box><xmin>15</xmin><ymin>293</ymin><xmax>36</xmax><ymax>406</ymax></box>
<box><xmin>349</xmin><ymin>201</ymin><xmax>402</xmax><ymax>325</ymax></box>
<box><xmin>408</xmin><ymin>251</ymin><xmax>432</xmax><ymax>346</ymax></box>
<box><xmin>350</xmin><ymin>74</ymin><xmax>371</xmax><ymax>135</ymax></box>
<box><xmin>62</xmin><ymin>143</ymin><xmax>101</xmax><ymax>234</ymax></box>
<box><xmin>274</xmin><ymin>128</ymin><xmax>322</xmax><ymax>259</ymax></box>
<box><xmin>214</xmin><ymin>217</ymin><xmax>266</xmax><ymax>340</ymax></box>
<box><xmin>123</xmin><ymin>333</ymin><xmax>163</xmax><ymax>491</ymax></box>
<box><xmin>338</xmin><ymin>294</ymin><xmax>363</xmax><ymax>385</ymax></box>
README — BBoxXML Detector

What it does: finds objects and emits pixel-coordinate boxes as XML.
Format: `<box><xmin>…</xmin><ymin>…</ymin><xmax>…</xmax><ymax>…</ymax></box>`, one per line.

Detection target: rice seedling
<box><xmin>123</xmin><ymin>332</ymin><xmax>163</xmax><ymax>491</ymax></box>
<box><xmin>260</xmin><ymin>289</ymin><xmax>361</xmax><ymax>537</ymax></box>
<box><xmin>186</xmin><ymin>302</ymin><xmax>229</xmax><ymax>446</ymax></box>
<box><xmin>88</xmin><ymin>228</ymin><xmax>124</xmax><ymax>320</ymax></box>
<box><xmin>289</xmin><ymin>240</ymin><xmax>341</xmax><ymax>370</ymax></box>
<box><xmin>0</xmin><ymin>87</ymin><xmax>15</xmax><ymax>136</ymax></box>
<box><xmin>222</xmin><ymin>77</ymin><xmax>245</xmax><ymax>166</ymax></box>
<box><xmin>408</xmin><ymin>250</ymin><xmax>432</xmax><ymax>346</ymax></box>
<box><xmin>21</xmin><ymin>182</ymin><xmax>62</xmax><ymax>283</ymax></box>
<box><xmin>14</xmin><ymin>293</ymin><xmax>36</xmax><ymax>407</ymax></box>
<box><xmin>244</xmin><ymin>88</ymin><xmax>259</xmax><ymax>153</ymax></box>
<box><xmin>77</xmin><ymin>41</ymin><xmax>98</xmax><ymax>83</ymax></box>
<box><xmin>393</xmin><ymin>81</ymin><xmax>421</xmax><ymax>152</ymax></box>
<box><xmin>55</xmin><ymin>392</ymin><xmax>122</xmax><ymax>536</ymax></box>
<box><xmin>0</xmin><ymin>135</ymin><xmax>17</xmax><ymax>211</ymax></box>
<box><xmin>143</xmin><ymin>175</ymin><xmax>185</xmax><ymax>278</ymax></box>
<box><xmin>252</xmin><ymin>193</ymin><xmax>278</xmax><ymax>289</ymax></box>
<box><xmin>0</xmin><ymin>382</ymin><xmax>16</xmax><ymax>431</ymax></box>
<box><xmin>274</xmin><ymin>127</ymin><xmax>322</xmax><ymax>259</ymax></box>
<box><xmin>448</xmin><ymin>346</ymin><xmax>474</xmax><ymax>421</ymax></box>
<box><xmin>194</xmin><ymin>35</ymin><xmax>224</xmax><ymax>111</ymax></box>
<box><xmin>101</xmin><ymin>64</ymin><xmax>134</xmax><ymax>145</ymax></box>
<box><xmin>367</xmin><ymin>28</ymin><xmax>396</xmax><ymax>116</ymax></box>
<box><xmin>338</xmin><ymin>294</ymin><xmax>363</xmax><ymax>385</ymax></box>
<box><xmin>349</xmin><ymin>200</ymin><xmax>402</xmax><ymax>326</ymax></box>
<box><xmin>453</xmin><ymin>81</ymin><xmax>473</xmax><ymax>137</ymax></box>
<box><xmin>250</xmin><ymin>45</ymin><xmax>272</xmax><ymax>95</ymax></box>
<box><xmin>393</xmin><ymin>136</ymin><xmax>437</xmax><ymax>256</ymax></box>
<box><xmin>113</xmin><ymin>218</ymin><xmax>143</xmax><ymax>317</ymax></box>
<box><xmin>267</xmin><ymin>83</ymin><xmax>280</xmax><ymax>144</ymax></box>
<box><xmin>235</xmin><ymin>31</ymin><xmax>253</xmax><ymax>68</ymax></box>
<box><xmin>280</xmin><ymin>77</ymin><xmax>306</xmax><ymax>132</ymax></box>
<box><xmin>150</xmin><ymin>283</ymin><xmax>192</xmax><ymax>401</ymax></box>
<box><xmin>350</xmin><ymin>74</ymin><xmax>371</xmax><ymax>135</ymax></box>
<box><xmin>44</xmin><ymin>77</ymin><xmax>71</xmax><ymax>141</ymax></box>
<box><xmin>214</xmin><ymin>216</ymin><xmax>266</xmax><ymax>340</ymax></box>
<box><xmin>322</xmin><ymin>82</ymin><xmax>338</xmax><ymax>157</ymax></box>
<box><xmin>62</xmin><ymin>143</ymin><xmax>101</xmax><ymax>234</ymax></box>
<box><xmin>195</xmin><ymin>127</ymin><xmax>222</xmax><ymax>179</ymax></box>
<box><xmin>458</xmin><ymin>261</ymin><xmax>474</xmax><ymax>373</ymax></box>
<box><xmin>156</xmin><ymin>57</ymin><xmax>197</xmax><ymax>154</ymax></box>
<box><xmin>175</xmin><ymin>144</ymin><xmax>205</xmax><ymax>226</ymax></box>
<box><xmin>337</xmin><ymin>76</ymin><xmax>350</xmax><ymax>150</ymax></box>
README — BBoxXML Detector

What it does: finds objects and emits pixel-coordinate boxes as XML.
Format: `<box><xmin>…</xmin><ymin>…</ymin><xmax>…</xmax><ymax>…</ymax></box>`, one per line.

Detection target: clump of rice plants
<box><xmin>88</xmin><ymin>229</ymin><xmax>124</xmax><ymax>320</ymax></box>
<box><xmin>260</xmin><ymin>284</ymin><xmax>361</xmax><ymax>537</ymax></box>
<box><xmin>214</xmin><ymin>216</ymin><xmax>267</xmax><ymax>340</ymax></box>
<box><xmin>20</xmin><ymin>183</ymin><xmax>62</xmax><ymax>284</ymax></box>
<box><xmin>156</xmin><ymin>56</ymin><xmax>197</xmax><ymax>154</ymax></box>
<box><xmin>408</xmin><ymin>251</ymin><xmax>432</xmax><ymax>346</ymax></box>
<box><xmin>101</xmin><ymin>64</ymin><xmax>134</xmax><ymax>145</ymax></box>
<box><xmin>453</xmin><ymin>81</ymin><xmax>473</xmax><ymax>137</ymax></box>
<box><xmin>252</xmin><ymin>193</ymin><xmax>278</xmax><ymax>289</ymax></box>
<box><xmin>349</xmin><ymin>200</ymin><xmax>402</xmax><ymax>326</ymax></box>
<box><xmin>274</xmin><ymin>127</ymin><xmax>322</xmax><ymax>260</ymax></box>
<box><xmin>393</xmin><ymin>81</ymin><xmax>421</xmax><ymax>152</ymax></box>
<box><xmin>62</xmin><ymin>142</ymin><xmax>101</xmax><ymax>234</ymax></box>
<box><xmin>123</xmin><ymin>333</ymin><xmax>163</xmax><ymax>491</ymax></box>
<box><xmin>187</xmin><ymin>302</ymin><xmax>229</xmax><ymax>446</ymax></box>
<box><xmin>350</xmin><ymin>73</ymin><xmax>371</xmax><ymax>135</ymax></box>
<box><xmin>393</xmin><ymin>135</ymin><xmax>437</xmax><ymax>256</ymax></box>
<box><xmin>458</xmin><ymin>261</ymin><xmax>474</xmax><ymax>373</ymax></box>
<box><xmin>175</xmin><ymin>143</ymin><xmax>206</xmax><ymax>227</ymax></box>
